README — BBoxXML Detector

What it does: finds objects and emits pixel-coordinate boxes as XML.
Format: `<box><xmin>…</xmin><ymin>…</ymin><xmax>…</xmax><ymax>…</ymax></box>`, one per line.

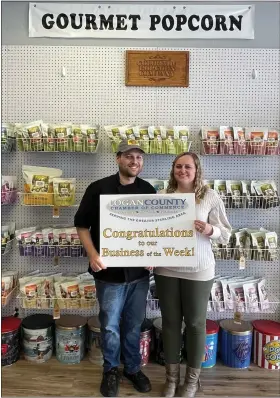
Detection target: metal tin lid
<box><xmin>56</xmin><ymin>315</ymin><xmax>86</xmax><ymax>330</ymax></box>
<box><xmin>252</xmin><ymin>320</ymin><xmax>280</xmax><ymax>337</ymax></box>
<box><xmin>2</xmin><ymin>317</ymin><xmax>21</xmax><ymax>333</ymax></box>
<box><xmin>206</xmin><ymin>319</ymin><xmax>219</xmax><ymax>334</ymax></box>
<box><xmin>220</xmin><ymin>319</ymin><xmax>252</xmax><ymax>335</ymax></box>
<box><xmin>88</xmin><ymin>316</ymin><xmax>100</xmax><ymax>332</ymax></box>
<box><xmin>22</xmin><ymin>314</ymin><xmax>54</xmax><ymax>330</ymax></box>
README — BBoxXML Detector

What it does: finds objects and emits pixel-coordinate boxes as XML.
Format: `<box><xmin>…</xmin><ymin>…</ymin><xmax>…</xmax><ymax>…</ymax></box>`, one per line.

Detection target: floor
<box><xmin>2</xmin><ymin>357</ymin><xmax>280</xmax><ymax>397</ymax></box>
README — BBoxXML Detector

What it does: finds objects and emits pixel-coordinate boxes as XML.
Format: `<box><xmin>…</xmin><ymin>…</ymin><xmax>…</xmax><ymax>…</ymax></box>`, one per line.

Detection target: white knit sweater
<box><xmin>154</xmin><ymin>188</ymin><xmax>232</xmax><ymax>281</ymax></box>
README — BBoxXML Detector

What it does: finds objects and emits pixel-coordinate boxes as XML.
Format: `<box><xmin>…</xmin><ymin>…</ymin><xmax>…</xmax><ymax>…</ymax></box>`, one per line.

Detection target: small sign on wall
<box><xmin>126</xmin><ymin>51</ymin><xmax>189</xmax><ymax>87</ymax></box>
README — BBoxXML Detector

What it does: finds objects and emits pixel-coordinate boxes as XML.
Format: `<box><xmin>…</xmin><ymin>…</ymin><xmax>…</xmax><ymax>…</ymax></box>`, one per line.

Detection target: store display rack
<box><xmin>16</xmin><ymin>137</ymin><xmax>101</xmax><ymax>154</ymax></box>
<box><xmin>17</xmin><ymin>244</ymin><xmax>86</xmax><ymax>258</ymax></box>
<box><xmin>2</xmin><ymin>286</ymin><xmax>18</xmax><ymax>307</ymax></box>
<box><xmin>212</xmin><ymin>247</ymin><xmax>279</xmax><ymax>262</ymax></box>
<box><xmin>110</xmin><ymin>139</ymin><xmax>192</xmax><ymax>155</ymax></box>
<box><xmin>16</xmin><ymin>295</ymin><xmax>96</xmax><ymax>310</ymax></box>
<box><xmin>200</xmin><ymin>140</ymin><xmax>279</xmax><ymax>156</ymax></box>
<box><xmin>18</xmin><ymin>192</ymin><xmax>84</xmax><ymax>207</ymax></box>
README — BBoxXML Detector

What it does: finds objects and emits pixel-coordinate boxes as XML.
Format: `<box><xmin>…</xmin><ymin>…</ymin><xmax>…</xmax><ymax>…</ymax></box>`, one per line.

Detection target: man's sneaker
<box><xmin>100</xmin><ymin>367</ymin><xmax>120</xmax><ymax>397</ymax></box>
<box><xmin>123</xmin><ymin>369</ymin><xmax>152</xmax><ymax>393</ymax></box>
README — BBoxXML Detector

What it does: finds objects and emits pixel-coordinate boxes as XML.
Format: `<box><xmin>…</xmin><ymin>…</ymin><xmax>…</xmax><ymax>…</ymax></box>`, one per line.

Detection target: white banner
<box><xmin>99</xmin><ymin>193</ymin><xmax>197</xmax><ymax>268</ymax></box>
<box><xmin>29</xmin><ymin>3</ymin><xmax>254</xmax><ymax>39</ymax></box>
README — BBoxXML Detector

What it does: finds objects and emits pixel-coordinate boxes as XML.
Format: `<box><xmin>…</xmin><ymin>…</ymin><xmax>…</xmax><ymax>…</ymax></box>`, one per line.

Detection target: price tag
<box><xmin>239</xmin><ymin>255</ymin><xmax>246</xmax><ymax>270</ymax></box>
<box><xmin>234</xmin><ymin>311</ymin><xmax>242</xmax><ymax>324</ymax></box>
<box><xmin>53</xmin><ymin>207</ymin><xmax>60</xmax><ymax>218</ymax></box>
<box><xmin>53</xmin><ymin>299</ymin><xmax>60</xmax><ymax>320</ymax></box>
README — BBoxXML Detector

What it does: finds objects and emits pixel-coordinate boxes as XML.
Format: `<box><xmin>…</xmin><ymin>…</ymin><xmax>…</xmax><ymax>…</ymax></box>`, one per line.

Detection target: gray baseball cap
<box><xmin>116</xmin><ymin>139</ymin><xmax>145</xmax><ymax>154</ymax></box>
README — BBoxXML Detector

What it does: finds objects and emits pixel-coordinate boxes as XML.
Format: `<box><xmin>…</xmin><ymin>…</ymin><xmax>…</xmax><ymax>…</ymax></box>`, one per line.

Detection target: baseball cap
<box><xmin>116</xmin><ymin>139</ymin><xmax>145</xmax><ymax>154</ymax></box>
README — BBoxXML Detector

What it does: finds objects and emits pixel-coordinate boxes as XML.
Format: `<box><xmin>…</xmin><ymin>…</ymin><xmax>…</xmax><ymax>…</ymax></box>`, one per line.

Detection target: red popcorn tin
<box><xmin>253</xmin><ymin>320</ymin><xmax>280</xmax><ymax>370</ymax></box>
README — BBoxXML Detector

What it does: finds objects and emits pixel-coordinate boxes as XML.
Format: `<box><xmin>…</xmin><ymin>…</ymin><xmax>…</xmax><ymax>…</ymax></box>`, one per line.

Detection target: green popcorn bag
<box><xmin>53</xmin><ymin>178</ymin><xmax>76</xmax><ymax>207</ymax></box>
<box><xmin>174</xmin><ymin>126</ymin><xmax>190</xmax><ymax>154</ymax></box>
<box><xmin>43</xmin><ymin>123</ymin><xmax>56</xmax><ymax>152</ymax></box>
<box><xmin>134</xmin><ymin>126</ymin><xmax>150</xmax><ymax>153</ymax></box>
<box><xmin>105</xmin><ymin>125</ymin><xmax>122</xmax><ymax>152</ymax></box>
<box><xmin>82</xmin><ymin>125</ymin><xmax>98</xmax><ymax>153</ymax></box>
<box><xmin>50</xmin><ymin>124</ymin><xmax>71</xmax><ymax>152</ymax></box>
<box><xmin>72</xmin><ymin>126</ymin><xmax>84</xmax><ymax>152</ymax></box>
<box><xmin>166</xmin><ymin>128</ymin><xmax>177</xmax><ymax>155</ymax></box>
<box><xmin>23</xmin><ymin>120</ymin><xmax>44</xmax><ymax>151</ymax></box>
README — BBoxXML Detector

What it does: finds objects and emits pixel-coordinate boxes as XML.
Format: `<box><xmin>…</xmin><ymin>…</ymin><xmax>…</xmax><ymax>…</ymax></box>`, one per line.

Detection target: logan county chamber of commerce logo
<box><xmin>263</xmin><ymin>340</ymin><xmax>280</xmax><ymax>366</ymax></box>
<box><xmin>107</xmin><ymin>196</ymin><xmax>189</xmax><ymax>218</ymax></box>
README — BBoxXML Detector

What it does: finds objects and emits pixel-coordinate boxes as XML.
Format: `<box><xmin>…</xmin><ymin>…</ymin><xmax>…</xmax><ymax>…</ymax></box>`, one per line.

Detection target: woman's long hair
<box><xmin>166</xmin><ymin>152</ymin><xmax>208</xmax><ymax>202</ymax></box>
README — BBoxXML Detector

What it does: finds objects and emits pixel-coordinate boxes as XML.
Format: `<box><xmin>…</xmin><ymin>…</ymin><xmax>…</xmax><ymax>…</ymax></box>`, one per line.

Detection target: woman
<box><xmin>154</xmin><ymin>152</ymin><xmax>231</xmax><ymax>398</ymax></box>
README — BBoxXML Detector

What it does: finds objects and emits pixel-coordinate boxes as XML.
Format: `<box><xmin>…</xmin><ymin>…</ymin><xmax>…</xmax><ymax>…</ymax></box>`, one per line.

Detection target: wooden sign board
<box><xmin>126</xmin><ymin>51</ymin><xmax>189</xmax><ymax>87</ymax></box>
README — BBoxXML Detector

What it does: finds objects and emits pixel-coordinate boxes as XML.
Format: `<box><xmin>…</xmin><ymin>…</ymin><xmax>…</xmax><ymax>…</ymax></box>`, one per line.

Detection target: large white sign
<box><xmin>100</xmin><ymin>193</ymin><xmax>197</xmax><ymax>269</ymax></box>
<box><xmin>29</xmin><ymin>3</ymin><xmax>254</xmax><ymax>39</ymax></box>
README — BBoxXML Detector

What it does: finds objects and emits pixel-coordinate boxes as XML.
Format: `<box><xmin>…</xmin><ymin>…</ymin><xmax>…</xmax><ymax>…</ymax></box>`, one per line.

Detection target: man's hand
<box><xmin>145</xmin><ymin>267</ymin><xmax>154</xmax><ymax>271</ymax></box>
<box><xmin>89</xmin><ymin>253</ymin><xmax>107</xmax><ymax>272</ymax></box>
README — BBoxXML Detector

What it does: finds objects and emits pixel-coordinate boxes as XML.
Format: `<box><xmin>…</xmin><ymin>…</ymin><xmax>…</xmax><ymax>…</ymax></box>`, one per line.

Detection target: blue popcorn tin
<box><xmin>202</xmin><ymin>320</ymin><xmax>219</xmax><ymax>368</ymax></box>
<box><xmin>220</xmin><ymin>319</ymin><xmax>253</xmax><ymax>368</ymax></box>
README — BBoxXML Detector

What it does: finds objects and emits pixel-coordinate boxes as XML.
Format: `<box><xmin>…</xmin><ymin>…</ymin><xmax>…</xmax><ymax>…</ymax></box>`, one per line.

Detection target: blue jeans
<box><xmin>95</xmin><ymin>277</ymin><xmax>149</xmax><ymax>374</ymax></box>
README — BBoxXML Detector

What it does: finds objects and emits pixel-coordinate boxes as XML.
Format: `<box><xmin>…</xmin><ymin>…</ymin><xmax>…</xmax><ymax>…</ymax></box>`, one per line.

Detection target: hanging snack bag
<box><xmin>251</xmin><ymin>231</ymin><xmax>266</xmax><ymax>261</ymax></box>
<box><xmin>265</xmin><ymin>129</ymin><xmax>279</xmax><ymax>155</ymax></box>
<box><xmin>235</xmin><ymin>230</ymin><xmax>249</xmax><ymax>260</ymax></box>
<box><xmin>241</xmin><ymin>180</ymin><xmax>255</xmax><ymax>209</ymax></box>
<box><xmin>214</xmin><ymin>180</ymin><xmax>229</xmax><ymax>208</ymax></box>
<box><xmin>43</xmin><ymin>123</ymin><xmax>56</xmax><ymax>151</ymax></box>
<box><xmin>165</xmin><ymin>127</ymin><xmax>177</xmax><ymax>155</ymax></box>
<box><xmin>71</xmin><ymin>125</ymin><xmax>84</xmax><ymax>152</ymax></box>
<box><xmin>53</xmin><ymin>178</ymin><xmax>76</xmax><ymax>207</ymax></box>
<box><xmin>265</xmin><ymin>231</ymin><xmax>278</xmax><ymax>261</ymax></box>
<box><xmin>22</xmin><ymin>120</ymin><xmax>44</xmax><ymax>151</ymax></box>
<box><xmin>204</xmin><ymin>180</ymin><xmax>214</xmax><ymax>190</ymax></box>
<box><xmin>79</xmin><ymin>280</ymin><xmax>96</xmax><ymax>309</ymax></box>
<box><xmin>174</xmin><ymin>126</ymin><xmax>190</xmax><ymax>154</ymax></box>
<box><xmin>49</xmin><ymin>124</ymin><xmax>72</xmax><ymax>152</ymax></box>
<box><xmin>201</xmin><ymin>127</ymin><xmax>219</xmax><ymax>155</ymax></box>
<box><xmin>60</xmin><ymin>280</ymin><xmax>80</xmax><ymax>309</ymax></box>
<box><xmin>243</xmin><ymin>281</ymin><xmax>260</xmax><ymax>313</ymax></box>
<box><xmin>245</xmin><ymin>127</ymin><xmax>268</xmax><ymax>155</ymax></box>
<box><xmin>32</xmin><ymin>229</ymin><xmax>45</xmax><ymax>257</ymax></box>
<box><xmin>135</xmin><ymin>126</ymin><xmax>150</xmax><ymax>153</ymax></box>
<box><xmin>82</xmin><ymin>125</ymin><xmax>99</xmax><ymax>153</ymax></box>
<box><xmin>149</xmin><ymin>127</ymin><xmax>162</xmax><ymax>154</ymax></box>
<box><xmin>66</xmin><ymin>227</ymin><xmax>83</xmax><ymax>257</ymax></box>
<box><xmin>253</xmin><ymin>180</ymin><xmax>279</xmax><ymax>209</ymax></box>
<box><xmin>16</xmin><ymin>227</ymin><xmax>36</xmax><ymax>256</ymax></box>
<box><xmin>226</xmin><ymin>180</ymin><xmax>244</xmax><ymax>209</ymax></box>
<box><xmin>220</xmin><ymin>126</ymin><xmax>234</xmax><ymax>155</ymax></box>
<box><xmin>211</xmin><ymin>281</ymin><xmax>225</xmax><ymax>312</ymax></box>
<box><xmin>228</xmin><ymin>281</ymin><xmax>246</xmax><ymax>313</ymax></box>
<box><xmin>233</xmin><ymin>127</ymin><xmax>247</xmax><ymax>155</ymax></box>
<box><xmin>1</xmin><ymin>175</ymin><xmax>17</xmax><ymax>204</ymax></box>
<box><xmin>1</xmin><ymin>123</ymin><xmax>14</xmax><ymax>153</ymax></box>
<box><xmin>54</xmin><ymin>228</ymin><xmax>69</xmax><ymax>257</ymax></box>
<box><xmin>22</xmin><ymin>165</ymin><xmax>62</xmax><ymax>205</ymax></box>
<box><xmin>42</xmin><ymin>227</ymin><xmax>56</xmax><ymax>257</ymax></box>
<box><xmin>105</xmin><ymin>125</ymin><xmax>122</xmax><ymax>153</ymax></box>
<box><xmin>258</xmin><ymin>279</ymin><xmax>270</xmax><ymax>311</ymax></box>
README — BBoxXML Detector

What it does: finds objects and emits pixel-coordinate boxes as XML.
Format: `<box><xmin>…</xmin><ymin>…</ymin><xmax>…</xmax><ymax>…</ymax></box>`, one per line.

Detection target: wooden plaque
<box><xmin>126</xmin><ymin>50</ymin><xmax>189</xmax><ymax>87</ymax></box>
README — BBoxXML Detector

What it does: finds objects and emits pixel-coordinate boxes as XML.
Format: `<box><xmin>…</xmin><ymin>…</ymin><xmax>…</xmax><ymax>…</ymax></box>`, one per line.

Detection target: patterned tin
<box><xmin>253</xmin><ymin>320</ymin><xmax>280</xmax><ymax>370</ymax></box>
<box><xmin>55</xmin><ymin>315</ymin><xmax>86</xmax><ymax>364</ymax></box>
<box><xmin>220</xmin><ymin>319</ymin><xmax>253</xmax><ymax>368</ymax></box>
<box><xmin>87</xmin><ymin>316</ymin><xmax>103</xmax><ymax>365</ymax></box>
<box><xmin>202</xmin><ymin>320</ymin><xmax>219</xmax><ymax>368</ymax></box>
<box><xmin>1</xmin><ymin>317</ymin><xmax>22</xmax><ymax>367</ymax></box>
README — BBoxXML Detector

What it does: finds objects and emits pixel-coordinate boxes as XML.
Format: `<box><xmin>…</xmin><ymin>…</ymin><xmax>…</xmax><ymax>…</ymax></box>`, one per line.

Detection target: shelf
<box><xmin>109</xmin><ymin>139</ymin><xmax>192</xmax><ymax>155</ymax></box>
<box><xmin>212</xmin><ymin>247</ymin><xmax>279</xmax><ymax>262</ymax></box>
<box><xmin>17</xmin><ymin>244</ymin><xmax>86</xmax><ymax>258</ymax></box>
<box><xmin>200</xmin><ymin>140</ymin><xmax>279</xmax><ymax>156</ymax></box>
<box><xmin>16</xmin><ymin>138</ymin><xmax>101</xmax><ymax>153</ymax></box>
<box><xmin>16</xmin><ymin>295</ymin><xmax>96</xmax><ymax>310</ymax></box>
<box><xmin>218</xmin><ymin>195</ymin><xmax>279</xmax><ymax>209</ymax></box>
<box><xmin>18</xmin><ymin>192</ymin><xmax>83</xmax><ymax>207</ymax></box>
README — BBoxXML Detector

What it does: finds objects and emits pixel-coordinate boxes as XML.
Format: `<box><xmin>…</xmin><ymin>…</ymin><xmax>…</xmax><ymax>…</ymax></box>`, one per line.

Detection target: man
<box><xmin>74</xmin><ymin>140</ymin><xmax>156</xmax><ymax>397</ymax></box>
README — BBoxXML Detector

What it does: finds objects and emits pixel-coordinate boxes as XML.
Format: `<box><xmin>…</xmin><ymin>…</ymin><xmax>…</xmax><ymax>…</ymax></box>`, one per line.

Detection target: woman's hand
<box><xmin>194</xmin><ymin>220</ymin><xmax>213</xmax><ymax>236</ymax></box>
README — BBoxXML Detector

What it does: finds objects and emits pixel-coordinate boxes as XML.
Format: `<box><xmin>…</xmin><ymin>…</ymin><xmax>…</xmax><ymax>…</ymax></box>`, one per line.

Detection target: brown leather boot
<box><xmin>162</xmin><ymin>363</ymin><xmax>180</xmax><ymax>397</ymax></box>
<box><xmin>179</xmin><ymin>366</ymin><xmax>201</xmax><ymax>398</ymax></box>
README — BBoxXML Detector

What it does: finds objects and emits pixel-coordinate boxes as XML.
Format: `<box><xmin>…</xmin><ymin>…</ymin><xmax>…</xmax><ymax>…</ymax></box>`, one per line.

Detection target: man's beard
<box><xmin>119</xmin><ymin>165</ymin><xmax>142</xmax><ymax>177</ymax></box>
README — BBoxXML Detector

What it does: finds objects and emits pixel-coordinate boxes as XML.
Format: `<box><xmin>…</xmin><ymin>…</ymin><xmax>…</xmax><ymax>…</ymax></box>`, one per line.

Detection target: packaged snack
<box><xmin>66</xmin><ymin>227</ymin><xmax>83</xmax><ymax>257</ymax></box>
<box><xmin>42</xmin><ymin>227</ymin><xmax>56</xmax><ymax>257</ymax></box>
<box><xmin>79</xmin><ymin>281</ymin><xmax>96</xmax><ymax>309</ymax></box>
<box><xmin>207</xmin><ymin>293</ymin><xmax>213</xmax><ymax>312</ymax></box>
<box><xmin>258</xmin><ymin>279</ymin><xmax>270</xmax><ymax>311</ymax></box>
<box><xmin>241</xmin><ymin>181</ymin><xmax>255</xmax><ymax>208</ymax></box>
<box><xmin>149</xmin><ymin>127</ymin><xmax>162</xmax><ymax>154</ymax></box>
<box><xmin>2</xmin><ymin>276</ymin><xmax>13</xmax><ymax>298</ymax></box>
<box><xmin>54</xmin><ymin>228</ymin><xmax>68</xmax><ymax>257</ymax></box>
<box><xmin>243</xmin><ymin>281</ymin><xmax>260</xmax><ymax>312</ymax></box>
<box><xmin>253</xmin><ymin>180</ymin><xmax>279</xmax><ymax>209</ymax></box>
<box><xmin>105</xmin><ymin>125</ymin><xmax>122</xmax><ymax>153</ymax></box>
<box><xmin>235</xmin><ymin>230</ymin><xmax>249</xmax><ymax>260</ymax></box>
<box><xmin>245</xmin><ymin>128</ymin><xmax>268</xmax><ymax>155</ymax></box>
<box><xmin>32</xmin><ymin>230</ymin><xmax>45</xmax><ymax>257</ymax></box>
<box><xmin>228</xmin><ymin>281</ymin><xmax>246</xmax><ymax>313</ymax></box>
<box><xmin>71</xmin><ymin>126</ymin><xmax>84</xmax><ymax>152</ymax></box>
<box><xmin>233</xmin><ymin>127</ymin><xmax>247</xmax><ymax>155</ymax></box>
<box><xmin>226</xmin><ymin>180</ymin><xmax>244</xmax><ymax>209</ymax></box>
<box><xmin>22</xmin><ymin>165</ymin><xmax>62</xmax><ymax>205</ymax></box>
<box><xmin>204</xmin><ymin>180</ymin><xmax>214</xmax><ymax>190</ymax></box>
<box><xmin>251</xmin><ymin>231</ymin><xmax>266</xmax><ymax>261</ymax></box>
<box><xmin>60</xmin><ymin>281</ymin><xmax>80</xmax><ymax>309</ymax></box>
<box><xmin>16</xmin><ymin>227</ymin><xmax>36</xmax><ymax>256</ymax></box>
<box><xmin>174</xmin><ymin>126</ymin><xmax>190</xmax><ymax>154</ymax></box>
<box><xmin>265</xmin><ymin>231</ymin><xmax>278</xmax><ymax>261</ymax></box>
<box><xmin>43</xmin><ymin>123</ymin><xmax>56</xmax><ymax>151</ymax></box>
<box><xmin>165</xmin><ymin>127</ymin><xmax>177</xmax><ymax>155</ymax></box>
<box><xmin>1</xmin><ymin>123</ymin><xmax>14</xmax><ymax>153</ymax></box>
<box><xmin>81</xmin><ymin>125</ymin><xmax>99</xmax><ymax>153</ymax></box>
<box><xmin>220</xmin><ymin>278</ymin><xmax>243</xmax><ymax>310</ymax></box>
<box><xmin>19</xmin><ymin>277</ymin><xmax>43</xmax><ymax>308</ymax></box>
<box><xmin>134</xmin><ymin>126</ymin><xmax>149</xmax><ymax>153</ymax></box>
<box><xmin>201</xmin><ymin>127</ymin><xmax>219</xmax><ymax>155</ymax></box>
<box><xmin>214</xmin><ymin>180</ymin><xmax>229</xmax><ymax>207</ymax></box>
<box><xmin>49</xmin><ymin>124</ymin><xmax>71</xmax><ymax>152</ymax></box>
<box><xmin>220</xmin><ymin>126</ymin><xmax>234</xmax><ymax>155</ymax></box>
<box><xmin>53</xmin><ymin>178</ymin><xmax>76</xmax><ymax>207</ymax></box>
<box><xmin>211</xmin><ymin>281</ymin><xmax>225</xmax><ymax>312</ymax></box>
<box><xmin>265</xmin><ymin>129</ymin><xmax>279</xmax><ymax>155</ymax></box>
<box><xmin>160</xmin><ymin>126</ymin><xmax>167</xmax><ymax>154</ymax></box>
<box><xmin>22</xmin><ymin>120</ymin><xmax>44</xmax><ymax>151</ymax></box>
<box><xmin>1</xmin><ymin>176</ymin><xmax>17</xmax><ymax>204</ymax></box>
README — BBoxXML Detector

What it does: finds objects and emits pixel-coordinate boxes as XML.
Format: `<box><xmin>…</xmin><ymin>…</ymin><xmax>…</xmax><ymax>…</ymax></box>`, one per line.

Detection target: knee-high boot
<box><xmin>162</xmin><ymin>363</ymin><xmax>180</xmax><ymax>397</ymax></box>
<box><xmin>179</xmin><ymin>366</ymin><xmax>201</xmax><ymax>398</ymax></box>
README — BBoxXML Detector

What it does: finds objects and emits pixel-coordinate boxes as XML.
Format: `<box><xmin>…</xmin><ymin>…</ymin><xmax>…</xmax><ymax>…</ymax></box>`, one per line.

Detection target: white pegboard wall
<box><xmin>1</xmin><ymin>46</ymin><xmax>280</xmax><ymax>321</ymax></box>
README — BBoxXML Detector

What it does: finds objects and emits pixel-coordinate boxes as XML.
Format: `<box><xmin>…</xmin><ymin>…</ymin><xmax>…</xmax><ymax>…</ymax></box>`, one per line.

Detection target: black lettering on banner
<box><xmin>100</xmin><ymin>14</ymin><xmax>114</xmax><ymax>30</ymax></box>
<box><xmin>175</xmin><ymin>15</ymin><xmax>187</xmax><ymax>31</ymax></box>
<box><xmin>42</xmin><ymin>13</ymin><xmax>54</xmax><ymax>29</ymax></box>
<box><xmin>229</xmin><ymin>15</ymin><xmax>243</xmax><ymax>31</ymax></box>
<box><xmin>188</xmin><ymin>15</ymin><xmax>199</xmax><ymax>31</ymax></box>
<box><xmin>215</xmin><ymin>15</ymin><xmax>227</xmax><ymax>31</ymax></box>
<box><xmin>201</xmin><ymin>15</ymin><xmax>213</xmax><ymax>31</ymax></box>
<box><xmin>56</xmin><ymin>13</ymin><xmax>69</xmax><ymax>29</ymax></box>
<box><xmin>150</xmin><ymin>15</ymin><xmax>161</xmax><ymax>31</ymax></box>
<box><xmin>162</xmin><ymin>15</ymin><xmax>174</xmax><ymax>31</ymax></box>
<box><xmin>85</xmin><ymin>14</ymin><xmax>98</xmax><ymax>30</ymax></box>
<box><xmin>116</xmin><ymin>14</ymin><xmax>128</xmax><ymax>30</ymax></box>
<box><xmin>129</xmin><ymin>15</ymin><xmax>141</xmax><ymax>30</ymax></box>
<box><xmin>70</xmin><ymin>13</ymin><xmax>83</xmax><ymax>29</ymax></box>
